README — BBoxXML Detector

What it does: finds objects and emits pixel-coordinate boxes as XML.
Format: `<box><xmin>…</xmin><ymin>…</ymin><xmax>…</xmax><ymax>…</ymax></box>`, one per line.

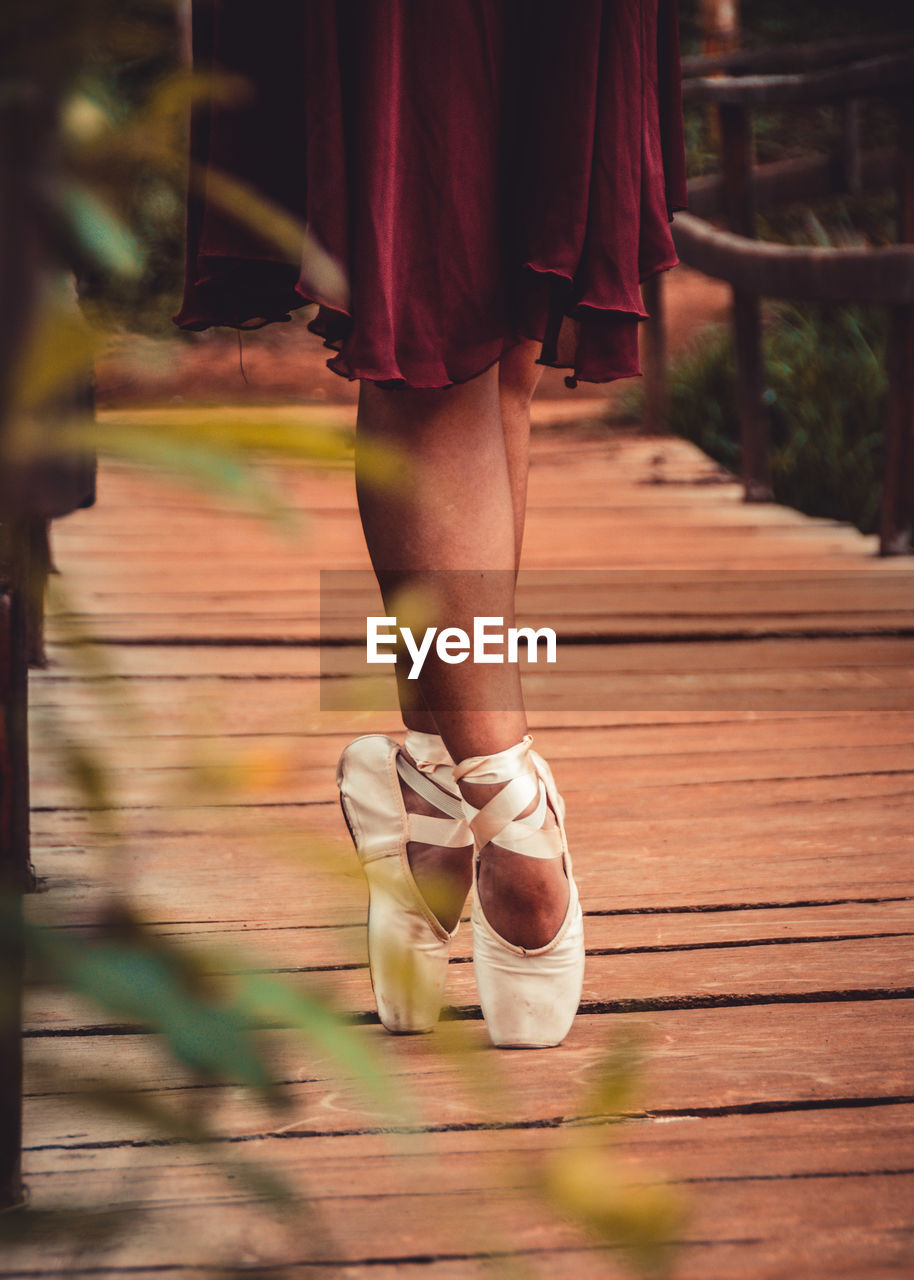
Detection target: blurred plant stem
<box><xmin>2</xmin><ymin>6</ymin><xmax>683</xmax><ymax>1273</ymax></box>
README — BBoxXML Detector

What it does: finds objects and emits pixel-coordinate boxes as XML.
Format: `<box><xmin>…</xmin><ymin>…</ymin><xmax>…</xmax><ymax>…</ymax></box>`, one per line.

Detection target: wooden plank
<box><xmin>20</xmin><ymin>439</ymin><xmax>914</xmax><ymax>1277</ymax></box>
<box><xmin>27</xmin><ymin>645</ymin><xmax>914</xmax><ymax>721</ymax></box>
<box><xmin>27</xmin><ymin>748</ymin><xmax>914</xmax><ymax>820</ymax></box>
<box><xmin>11</xmin><ymin>1110</ymin><xmax>914</xmax><ymax>1276</ymax></box>
<box><xmin>19</xmin><ymin>1002</ymin><xmax>914</xmax><ymax>1134</ymax></box>
<box><xmin>24</xmin><ymin>899</ymin><xmax>913</xmax><ymax>977</ymax></box>
<box><xmin>44</xmin><ymin>619</ymin><xmax>911</xmax><ymax>646</ymax></box>
<box><xmin>24</xmin><ymin>792</ymin><xmax>914</xmax><ymax>928</ymax></box>
<box><xmin>21</xmin><ymin>1104</ymin><xmax>914</xmax><ymax>1194</ymax></box>
<box><xmin>19</xmin><ymin>1105</ymin><xmax>911</xmax><ymax>1203</ymax></box>
<box><xmin>24</xmin><ymin>702</ymin><xmax>914</xmax><ymax>746</ymax></box>
<box><xmin>41</xmin><ymin>568</ymin><xmax>914</xmax><ymax>639</ymax></box>
<box><xmin>15</xmin><ymin>1120</ymin><xmax>914</xmax><ymax>1275</ymax></box>
<box><xmin>49</xmin><ymin>438</ymin><xmax>888</xmax><ymax>564</ymax></box>
<box><xmin>27</xmin><ymin>733</ymin><xmax>914</xmax><ymax>801</ymax></box>
<box><xmin>45</xmin><ymin>576</ymin><xmax>914</xmax><ymax>628</ymax></box>
<box><xmin>22</xmin><ymin>931</ymin><xmax>914</xmax><ymax>1037</ymax></box>
<box><xmin>20</xmin><ymin>714</ymin><xmax>914</xmax><ymax>767</ymax></box>
<box><xmin>49</xmin><ymin>511</ymin><xmax>883</xmax><ymax>563</ymax></box>
<box><xmin>2</xmin><ymin>1169</ymin><xmax>911</xmax><ymax>1278</ymax></box>
<box><xmin>27</xmin><ymin>750</ymin><xmax>914</xmax><ymax>831</ymax></box>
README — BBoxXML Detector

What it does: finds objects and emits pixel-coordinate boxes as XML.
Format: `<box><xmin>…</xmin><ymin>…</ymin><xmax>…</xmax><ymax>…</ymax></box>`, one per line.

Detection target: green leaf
<box><xmin>232</xmin><ymin>970</ymin><xmax>408</xmax><ymax>1120</ymax></box>
<box><xmin>69</xmin><ymin>424</ymin><xmax>298</xmax><ymax>531</ymax></box>
<box><xmin>26</xmin><ymin>911</ymin><xmax>408</xmax><ymax>1125</ymax></box>
<box><xmin>59</xmin><ymin>181</ymin><xmax>145</xmax><ymax>280</ymax></box>
<box><xmin>192</xmin><ymin>165</ymin><xmax>349</xmax><ymax>310</ymax></box>
<box><xmin>9</xmin><ymin>287</ymin><xmax>100</xmax><ymax>414</ymax></box>
<box><xmin>544</xmin><ymin>1148</ymin><xmax>686</xmax><ymax>1273</ymax></box>
<box><xmin>579</xmin><ymin>1024</ymin><xmax>650</xmax><ymax>1123</ymax></box>
<box><xmin>27</xmin><ymin>922</ymin><xmax>278</xmax><ymax>1101</ymax></box>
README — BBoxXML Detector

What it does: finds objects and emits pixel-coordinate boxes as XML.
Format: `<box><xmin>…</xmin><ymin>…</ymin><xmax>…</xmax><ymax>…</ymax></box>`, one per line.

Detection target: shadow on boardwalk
<box><xmin>16</xmin><ymin>417</ymin><xmax>914</xmax><ymax>1278</ymax></box>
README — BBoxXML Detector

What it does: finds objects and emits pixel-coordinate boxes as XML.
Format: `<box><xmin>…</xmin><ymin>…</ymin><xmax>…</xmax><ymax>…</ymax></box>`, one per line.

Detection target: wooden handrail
<box><xmin>648</xmin><ymin>39</ymin><xmax>914</xmax><ymax>551</ymax></box>
<box><xmin>672</xmin><ymin>214</ymin><xmax>914</xmax><ymax>304</ymax></box>
<box><xmin>681</xmin><ymin>30</ymin><xmax>914</xmax><ymax>80</ymax></box>
<box><xmin>683</xmin><ymin>50</ymin><xmax>914</xmax><ymax>108</ymax></box>
<box><xmin>0</xmin><ymin>523</ymin><xmax>29</xmax><ymax>1210</ymax></box>
<box><xmin>686</xmin><ymin>148</ymin><xmax>895</xmax><ymax>221</ymax></box>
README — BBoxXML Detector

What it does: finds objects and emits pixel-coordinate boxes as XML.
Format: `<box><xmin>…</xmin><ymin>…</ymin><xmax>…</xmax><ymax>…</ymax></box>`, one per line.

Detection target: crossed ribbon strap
<box><xmin>396</xmin><ymin>753</ymin><xmax>472</xmax><ymax>848</ymax></box>
<box><xmin>453</xmin><ymin>735</ymin><xmax>564</xmax><ymax>859</ymax></box>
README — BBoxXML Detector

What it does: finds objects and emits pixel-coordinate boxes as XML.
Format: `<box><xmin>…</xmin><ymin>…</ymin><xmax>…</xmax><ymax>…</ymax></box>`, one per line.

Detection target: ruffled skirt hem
<box><xmin>175</xmin><ymin>0</ymin><xmax>687</xmax><ymax>390</ymax></box>
<box><xmin>175</xmin><ymin>244</ymin><xmax>683</xmax><ymax>390</ymax></box>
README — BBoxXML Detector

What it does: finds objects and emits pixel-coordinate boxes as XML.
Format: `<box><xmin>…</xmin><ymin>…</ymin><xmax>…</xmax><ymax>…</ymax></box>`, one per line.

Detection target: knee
<box><xmin>359</xmin><ymin>366</ymin><xmax>502</xmax><ymax>444</ymax></box>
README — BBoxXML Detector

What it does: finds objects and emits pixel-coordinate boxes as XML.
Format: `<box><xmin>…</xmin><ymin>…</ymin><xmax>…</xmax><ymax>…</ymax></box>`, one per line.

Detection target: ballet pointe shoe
<box><xmin>337</xmin><ymin>732</ymin><xmax>471</xmax><ymax>1034</ymax></box>
<box><xmin>454</xmin><ymin>735</ymin><xmax>585</xmax><ymax>1049</ymax></box>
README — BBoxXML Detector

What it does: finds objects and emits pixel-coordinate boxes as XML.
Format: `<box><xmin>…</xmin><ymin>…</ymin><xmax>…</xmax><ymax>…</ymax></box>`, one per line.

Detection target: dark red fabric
<box><xmin>175</xmin><ymin>1</ymin><xmax>687</xmax><ymax>388</ymax></box>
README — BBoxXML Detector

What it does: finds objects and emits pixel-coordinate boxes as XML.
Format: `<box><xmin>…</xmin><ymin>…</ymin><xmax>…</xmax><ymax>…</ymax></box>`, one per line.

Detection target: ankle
<box><xmin>397</xmin><ymin>742</ymin><xmax>473</xmax><ymax>933</ymax></box>
<box><xmin>454</xmin><ymin>734</ymin><xmax>536</xmax><ymax>813</ymax></box>
<box><xmin>459</xmin><ymin>776</ymin><xmax>550</xmax><ymax>833</ymax></box>
<box><xmin>407</xmin><ymin>843</ymin><xmax>472</xmax><ymax>933</ymax></box>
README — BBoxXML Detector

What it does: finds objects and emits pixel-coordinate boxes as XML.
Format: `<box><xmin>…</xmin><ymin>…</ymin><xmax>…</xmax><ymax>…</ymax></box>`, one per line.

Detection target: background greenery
<box><xmin>650</xmin><ymin>0</ymin><xmax>911</xmax><ymax>536</ymax></box>
<box><xmin>37</xmin><ymin>0</ymin><xmax>909</xmax><ymax>532</ymax></box>
<box><xmin>649</xmin><ymin>305</ymin><xmax>888</xmax><ymax>534</ymax></box>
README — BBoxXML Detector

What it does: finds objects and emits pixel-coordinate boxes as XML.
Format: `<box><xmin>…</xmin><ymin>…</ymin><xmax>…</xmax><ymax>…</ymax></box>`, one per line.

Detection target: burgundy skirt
<box><xmin>175</xmin><ymin>1</ymin><xmax>687</xmax><ymax>388</ymax></box>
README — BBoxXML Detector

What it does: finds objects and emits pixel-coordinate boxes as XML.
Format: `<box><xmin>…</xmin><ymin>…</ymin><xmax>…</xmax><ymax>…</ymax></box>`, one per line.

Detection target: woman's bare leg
<box><xmin>355</xmin><ymin>351</ymin><xmax>565</xmax><ymax>946</ymax></box>
<box><xmin>385</xmin><ymin>338</ymin><xmax>543</xmax><ymax>735</ymax></box>
<box><xmin>499</xmin><ymin>337</ymin><xmax>544</xmax><ymax>559</ymax></box>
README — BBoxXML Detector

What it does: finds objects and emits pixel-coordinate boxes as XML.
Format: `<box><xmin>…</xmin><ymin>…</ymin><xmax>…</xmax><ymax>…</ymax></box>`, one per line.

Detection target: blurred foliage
<box><xmin>678</xmin><ymin>0</ymin><xmax>914</xmax><ymax>54</ymax></box>
<box><xmin>4</xmin><ymin>0</ymin><xmax>344</xmax><ymax>340</ymax></box>
<box><xmin>679</xmin><ymin>0</ymin><xmax>907</xmax><ymax>223</ymax></box>
<box><xmin>26</xmin><ymin>905</ymin><xmax>406</xmax><ymax>1120</ymax></box>
<box><xmin>628</xmin><ymin>300</ymin><xmax>886</xmax><ymax>535</ymax></box>
<box><xmin>543</xmin><ymin>1027</ymin><xmax>686</xmax><ymax>1271</ymax></box>
<box><xmin>1</xmin><ymin>0</ymin><xmax>188</xmax><ymax>332</ymax></box>
<box><xmin>673</xmin><ymin>2</ymin><xmax>906</xmax><ymax>535</ymax></box>
<box><xmin>2</xmin><ymin>0</ymin><xmax>404</xmax><ymax>1262</ymax></box>
<box><xmin>759</xmin><ymin>190</ymin><xmax>900</xmax><ymax>253</ymax></box>
<box><xmin>2</xmin><ymin>3</ymin><xmax>687</xmax><ymax>1273</ymax></box>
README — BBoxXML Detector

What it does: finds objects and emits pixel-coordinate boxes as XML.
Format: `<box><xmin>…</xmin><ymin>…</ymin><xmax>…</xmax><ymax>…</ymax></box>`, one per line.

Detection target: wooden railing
<box><xmin>0</xmin><ymin>522</ymin><xmax>31</xmax><ymax>1210</ymax></box>
<box><xmin>1</xmin><ymin>31</ymin><xmax>101</xmax><ymax>1199</ymax></box>
<box><xmin>0</xmin><ymin>501</ymin><xmax>93</xmax><ymax>1210</ymax></box>
<box><xmin>646</xmin><ymin>32</ymin><xmax>914</xmax><ymax>555</ymax></box>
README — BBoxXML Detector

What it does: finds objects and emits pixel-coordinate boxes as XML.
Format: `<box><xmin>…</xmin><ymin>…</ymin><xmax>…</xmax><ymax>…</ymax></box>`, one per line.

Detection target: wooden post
<box><xmin>719</xmin><ymin>102</ymin><xmax>772</xmax><ymax>501</ymax></box>
<box><xmin>700</xmin><ymin>0</ymin><xmax>741</xmax><ymax>151</ymax></box>
<box><xmin>699</xmin><ymin>0</ymin><xmax>741</xmax><ymax>58</ymax></box>
<box><xmin>0</xmin><ymin>523</ymin><xmax>29</xmax><ymax>1210</ymax></box>
<box><xmin>880</xmin><ymin>97</ymin><xmax>914</xmax><ymax>554</ymax></box>
<box><xmin>25</xmin><ymin>520</ymin><xmax>51</xmax><ymax>668</ymax></box>
<box><xmin>641</xmin><ymin>274</ymin><xmax>669</xmax><ymax>434</ymax></box>
<box><xmin>0</xmin><ymin>11</ymin><xmax>41</xmax><ymax>1212</ymax></box>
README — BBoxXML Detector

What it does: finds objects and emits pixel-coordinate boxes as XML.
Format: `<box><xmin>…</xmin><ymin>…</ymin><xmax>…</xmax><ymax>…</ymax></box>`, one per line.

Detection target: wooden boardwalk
<box><xmin>13</xmin><ymin>410</ymin><xmax>914</xmax><ymax>1278</ymax></box>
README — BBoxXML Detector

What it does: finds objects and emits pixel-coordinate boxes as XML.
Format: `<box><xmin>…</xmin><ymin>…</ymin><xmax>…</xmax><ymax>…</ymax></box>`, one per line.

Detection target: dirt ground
<box><xmin>95</xmin><ymin>265</ymin><xmax>730</xmax><ymax>413</ymax></box>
